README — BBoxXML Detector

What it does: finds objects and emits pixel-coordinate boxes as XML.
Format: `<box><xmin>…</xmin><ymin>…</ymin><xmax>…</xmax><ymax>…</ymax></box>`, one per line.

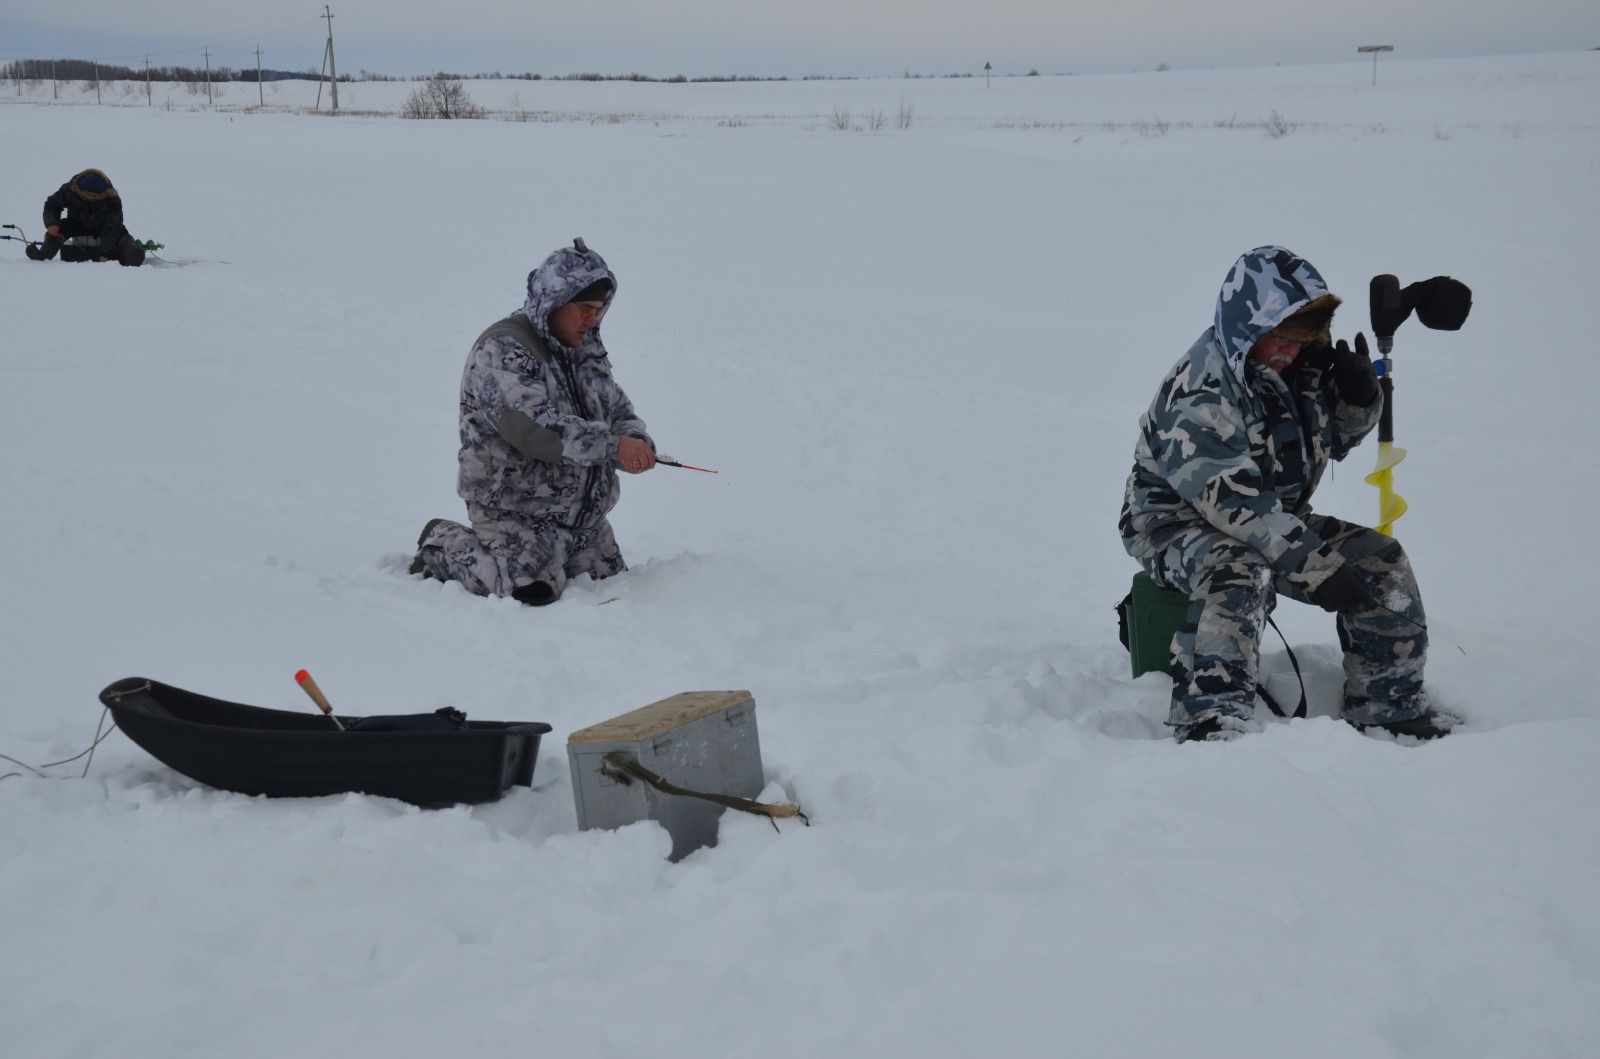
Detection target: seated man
<box><xmin>1119</xmin><ymin>245</ymin><xmax>1453</xmax><ymax>743</ymax></box>
<box><xmin>411</xmin><ymin>238</ymin><xmax>656</xmax><ymax>606</ymax></box>
<box><xmin>26</xmin><ymin>169</ymin><xmax>146</xmax><ymax>266</ymax></box>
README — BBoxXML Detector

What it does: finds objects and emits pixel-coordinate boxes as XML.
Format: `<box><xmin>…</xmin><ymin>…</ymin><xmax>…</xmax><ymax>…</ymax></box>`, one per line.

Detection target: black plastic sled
<box><xmin>99</xmin><ymin>677</ymin><xmax>552</xmax><ymax>807</ymax></box>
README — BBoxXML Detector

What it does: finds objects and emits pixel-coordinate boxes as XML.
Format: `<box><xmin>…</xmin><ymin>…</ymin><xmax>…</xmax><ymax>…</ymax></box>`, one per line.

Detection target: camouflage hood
<box><xmin>1213</xmin><ymin>246</ymin><xmax>1336</xmax><ymax>384</ymax></box>
<box><xmin>519</xmin><ymin>238</ymin><xmax>617</xmax><ymax>353</ymax></box>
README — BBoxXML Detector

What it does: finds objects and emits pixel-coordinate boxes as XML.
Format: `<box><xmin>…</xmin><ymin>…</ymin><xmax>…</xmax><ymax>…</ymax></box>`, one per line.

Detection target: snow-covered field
<box><xmin>2</xmin><ymin>51</ymin><xmax>1598</xmax><ymax>1058</ymax></box>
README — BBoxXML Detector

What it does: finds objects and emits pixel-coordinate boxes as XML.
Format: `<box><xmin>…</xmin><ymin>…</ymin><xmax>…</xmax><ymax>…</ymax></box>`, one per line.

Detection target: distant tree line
<box><xmin>426</xmin><ymin>71</ymin><xmax>799</xmax><ymax>83</ymax></box>
<box><xmin>6</xmin><ymin>59</ymin><xmax>808</xmax><ymax>85</ymax></box>
<box><xmin>6</xmin><ymin>56</ymin><xmax>1047</xmax><ymax>86</ymax></box>
<box><xmin>3</xmin><ymin>58</ymin><xmax>350</xmax><ymax>83</ymax></box>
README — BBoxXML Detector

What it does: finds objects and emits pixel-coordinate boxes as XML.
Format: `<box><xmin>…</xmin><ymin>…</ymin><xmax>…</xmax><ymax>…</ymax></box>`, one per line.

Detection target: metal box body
<box><xmin>567</xmin><ymin>690</ymin><xmax>764</xmax><ymax>860</ymax></box>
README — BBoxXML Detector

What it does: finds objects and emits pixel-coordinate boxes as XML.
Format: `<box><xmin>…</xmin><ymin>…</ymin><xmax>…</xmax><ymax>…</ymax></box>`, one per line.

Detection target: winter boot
<box><xmin>1178</xmin><ymin>718</ymin><xmax>1224</xmax><ymax>743</ymax></box>
<box><xmin>116</xmin><ymin>235</ymin><xmax>146</xmax><ymax>267</ymax></box>
<box><xmin>511</xmin><ymin>581</ymin><xmax>558</xmax><ymax>607</ymax></box>
<box><xmin>408</xmin><ymin>518</ymin><xmax>447</xmax><ymax>577</ymax></box>
<box><xmin>1352</xmin><ymin>709</ymin><xmax>1458</xmax><ymax>741</ymax></box>
<box><xmin>1175</xmin><ymin>714</ymin><xmax>1247</xmax><ymax>744</ymax></box>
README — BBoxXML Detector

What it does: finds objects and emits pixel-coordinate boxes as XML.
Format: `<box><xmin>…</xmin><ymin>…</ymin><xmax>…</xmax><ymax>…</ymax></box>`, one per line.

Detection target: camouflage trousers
<box><xmin>416</xmin><ymin>507</ymin><xmax>626</xmax><ymax>602</ymax></box>
<box><xmin>1136</xmin><ymin>514</ymin><xmax>1428</xmax><ymax>735</ymax></box>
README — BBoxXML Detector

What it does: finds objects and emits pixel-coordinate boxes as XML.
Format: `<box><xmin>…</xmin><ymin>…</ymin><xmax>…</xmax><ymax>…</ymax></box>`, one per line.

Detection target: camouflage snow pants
<box><xmin>415</xmin><ymin>507</ymin><xmax>626</xmax><ymax>603</ymax></box>
<box><xmin>1138</xmin><ymin>514</ymin><xmax>1428</xmax><ymax>735</ymax></box>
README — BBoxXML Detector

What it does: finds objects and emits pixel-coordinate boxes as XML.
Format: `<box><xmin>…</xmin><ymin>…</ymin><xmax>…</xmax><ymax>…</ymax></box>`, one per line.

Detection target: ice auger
<box><xmin>1365</xmin><ymin>273</ymin><xmax>1474</xmax><ymax>535</ymax></box>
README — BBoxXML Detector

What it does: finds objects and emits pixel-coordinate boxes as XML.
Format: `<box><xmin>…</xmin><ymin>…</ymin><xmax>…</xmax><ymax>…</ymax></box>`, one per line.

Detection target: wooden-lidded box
<box><xmin>567</xmin><ymin>690</ymin><xmax>764</xmax><ymax>860</ymax></box>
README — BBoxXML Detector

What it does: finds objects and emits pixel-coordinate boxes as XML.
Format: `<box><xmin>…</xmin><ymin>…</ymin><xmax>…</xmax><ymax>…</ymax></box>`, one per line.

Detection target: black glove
<box><xmin>1331</xmin><ymin>333</ymin><xmax>1379</xmax><ymax>405</ymax></box>
<box><xmin>1293</xmin><ymin>341</ymin><xmax>1336</xmax><ymax>376</ymax></box>
<box><xmin>1306</xmin><ymin>563</ymin><xmax>1371</xmax><ymax>614</ymax></box>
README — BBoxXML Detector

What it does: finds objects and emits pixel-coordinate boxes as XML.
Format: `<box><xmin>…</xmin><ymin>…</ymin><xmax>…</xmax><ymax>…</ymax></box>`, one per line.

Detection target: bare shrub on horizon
<box><xmin>1138</xmin><ymin>114</ymin><xmax>1171</xmax><ymax>137</ymax></box>
<box><xmin>403</xmin><ymin>74</ymin><xmax>486</xmax><ymax>119</ymax></box>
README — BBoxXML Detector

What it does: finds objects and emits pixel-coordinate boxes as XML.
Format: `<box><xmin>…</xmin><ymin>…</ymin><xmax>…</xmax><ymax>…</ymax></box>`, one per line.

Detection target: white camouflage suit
<box><xmin>415</xmin><ymin>240</ymin><xmax>653</xmax><ymax>602</ymax></box>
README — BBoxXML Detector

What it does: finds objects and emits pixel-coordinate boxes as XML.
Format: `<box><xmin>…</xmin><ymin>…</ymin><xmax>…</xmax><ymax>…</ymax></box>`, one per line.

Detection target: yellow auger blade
<box><xmin>1363</xmin><ymin>441</ymin><xmax>1408</xmax><ymax>536</ymax></box>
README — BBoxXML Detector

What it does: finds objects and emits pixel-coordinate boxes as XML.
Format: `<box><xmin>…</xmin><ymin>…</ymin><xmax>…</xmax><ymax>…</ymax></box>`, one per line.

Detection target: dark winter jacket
<box><xmin>457</xmin><ymin>240</ymin><xmax>653</xmax><ymax>531</ymax></box>
<box><xmin>42</xmin><ymin>169</ymin><xmax>128</xmax><ymax>244</ymax></box>
<box><xmin>1119</xmin><ymin>246</ymin><xmax>1381</xmax><ymax>591</ymax></box>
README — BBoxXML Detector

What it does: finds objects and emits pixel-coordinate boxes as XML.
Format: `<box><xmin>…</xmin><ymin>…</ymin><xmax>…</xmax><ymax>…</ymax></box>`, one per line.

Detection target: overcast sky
<box><xmin>2</xmin><ymin>2</ymin><xmax>1596</xmax><ymax>78</ymax></box>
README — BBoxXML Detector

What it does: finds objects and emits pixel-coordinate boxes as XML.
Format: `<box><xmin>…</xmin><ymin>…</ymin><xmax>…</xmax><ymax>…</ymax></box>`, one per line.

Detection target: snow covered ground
<box><xmin>2</xmin><ymin>51</ymin><xmax>1598</xmax><ymax>1058</ymax></box>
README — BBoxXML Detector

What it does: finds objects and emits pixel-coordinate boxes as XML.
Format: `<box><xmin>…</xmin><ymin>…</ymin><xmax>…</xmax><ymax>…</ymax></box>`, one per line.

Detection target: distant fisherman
<box><xmin>410</xmin><ymin>238</ymin><xmax>656</xmax><ymax>606</ymax></box>
<box><xmin>26</xmin><ymin>169</ymin><xmax>147</xmax><ymax>266</ymax></box>
<box><xmin>1119</xmin><ymin>246</ymin><xmax>1453</xmax><ymax>743</ymax></box>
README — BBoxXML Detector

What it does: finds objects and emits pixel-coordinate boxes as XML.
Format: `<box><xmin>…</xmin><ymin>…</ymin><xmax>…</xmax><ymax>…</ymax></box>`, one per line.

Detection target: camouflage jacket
<box><xmin>1119</xmin><ymin>246</ymin><xmax>1380</xmax><ymax>588</ymax></box>
<box><xmin>457</xmin><ymin>240</ymin><xmax>652</xmax><ymax>531</ymax></box>
<box><xmin>43</xmin><ymin>170</ymin><xmax>127</xmax><ymax>243</ymax></box>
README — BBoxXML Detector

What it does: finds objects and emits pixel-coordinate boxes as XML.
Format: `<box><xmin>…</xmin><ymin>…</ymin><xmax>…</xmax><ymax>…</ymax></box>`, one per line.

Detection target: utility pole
<box><xmin>322</xmin><ymin>6</ymin><xmax>339</xmax><ymax>112</ymax></box>
<box><xmin>145</xmin><ymin>56</ymin><xmax>152</xmax><ymax>106</ymax></box>
<box><xmin>52</xmin><ymin>59</ymin><xmax>57</xmax><ymax>100</ymax></box>
<box><xmin>94</xmin><ymin>60</ymin><xmax>101</xmax><ymax>104</ymax></box>
<box><xmin>204</xmin><ymin>48</ymin><xmax>213</xmax><ymax>105</ymax></box>
<box><xmin>316</xmin><ymin>38</ymin><xmax>327</xmax><ymax>109</ymax></box>
<box><xmin>255</xmin><ymin>46</ymin><xmax>264</xmax><ymax>106</ymax></box>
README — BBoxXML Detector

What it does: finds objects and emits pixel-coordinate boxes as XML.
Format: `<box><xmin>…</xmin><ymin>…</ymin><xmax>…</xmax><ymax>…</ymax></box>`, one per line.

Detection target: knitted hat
<box><xmin>1272</xmin><ymin>294</ymin><xmax>1340</xmax><ymax>344</ymax></box>
<box><xmin>571</xmin><ymin>278</ymin><xmax>613</xmax><ymax>303</ymax></box>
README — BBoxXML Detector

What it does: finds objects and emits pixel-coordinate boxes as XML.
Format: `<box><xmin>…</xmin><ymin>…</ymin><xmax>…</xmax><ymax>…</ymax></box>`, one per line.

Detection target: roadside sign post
<box><xmin>1358</xmin><ymin>45</ymin><xmax>1394</xmax><ymax>87</ymax></box>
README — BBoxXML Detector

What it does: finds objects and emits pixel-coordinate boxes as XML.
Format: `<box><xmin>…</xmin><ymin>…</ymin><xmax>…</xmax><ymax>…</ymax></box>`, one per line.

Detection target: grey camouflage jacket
<box><xmin>457</xmin><ymin>240</ymin><xmax>652</xmax><ymax>531</ymax></box>
<box><xmin>1119</xmin><ymin>246</ymin><xmax>1380</xmax><ymax>588</ymax></box>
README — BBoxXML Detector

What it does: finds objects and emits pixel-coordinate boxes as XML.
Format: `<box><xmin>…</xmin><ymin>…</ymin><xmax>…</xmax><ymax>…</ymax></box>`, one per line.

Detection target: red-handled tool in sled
<box><xmin>294</xmin><ymin>669</ymin><xmax>346</xmax><ymax>730</ymax></box>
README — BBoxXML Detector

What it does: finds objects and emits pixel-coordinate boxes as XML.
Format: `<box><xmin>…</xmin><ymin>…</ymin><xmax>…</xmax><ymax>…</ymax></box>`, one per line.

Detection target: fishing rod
<box><xmin>655</xmin><ymin>454</ymin><xmax>719</xmax><ymax>474</ymax></box>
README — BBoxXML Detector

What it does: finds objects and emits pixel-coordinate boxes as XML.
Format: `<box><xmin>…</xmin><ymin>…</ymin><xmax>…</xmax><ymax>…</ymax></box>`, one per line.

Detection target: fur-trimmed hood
<box><xmin>70</xmin><ymin>169</ymin><xmax>118</xmax><ymax>202</ymax></box>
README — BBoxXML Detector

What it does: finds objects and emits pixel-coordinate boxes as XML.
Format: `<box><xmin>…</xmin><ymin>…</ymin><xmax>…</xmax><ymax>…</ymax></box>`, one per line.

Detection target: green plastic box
<box><xmin>1127</xmin><ymin>572</ymin><xmax>1190</xmax><ymax>678</ymax></box>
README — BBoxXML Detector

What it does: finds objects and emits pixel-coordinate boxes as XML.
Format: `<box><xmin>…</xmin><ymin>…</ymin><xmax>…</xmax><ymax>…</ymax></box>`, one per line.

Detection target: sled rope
<box><xmin>0</xmin><ymin>707</ymin><xmax>117</xmax><ymax>783</ymax></box>
<box><xmin>599</xmin><ymin>752</ymin><xmax>808</xmax><ymax>830</ymax></box>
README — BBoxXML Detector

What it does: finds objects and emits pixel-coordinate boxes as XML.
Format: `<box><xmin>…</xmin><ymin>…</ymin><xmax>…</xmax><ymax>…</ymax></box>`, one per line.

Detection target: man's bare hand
<box><xmin>617</xmin><ymin>436</ymin><xmax>656</xmax><ymax>474</ymax></box>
